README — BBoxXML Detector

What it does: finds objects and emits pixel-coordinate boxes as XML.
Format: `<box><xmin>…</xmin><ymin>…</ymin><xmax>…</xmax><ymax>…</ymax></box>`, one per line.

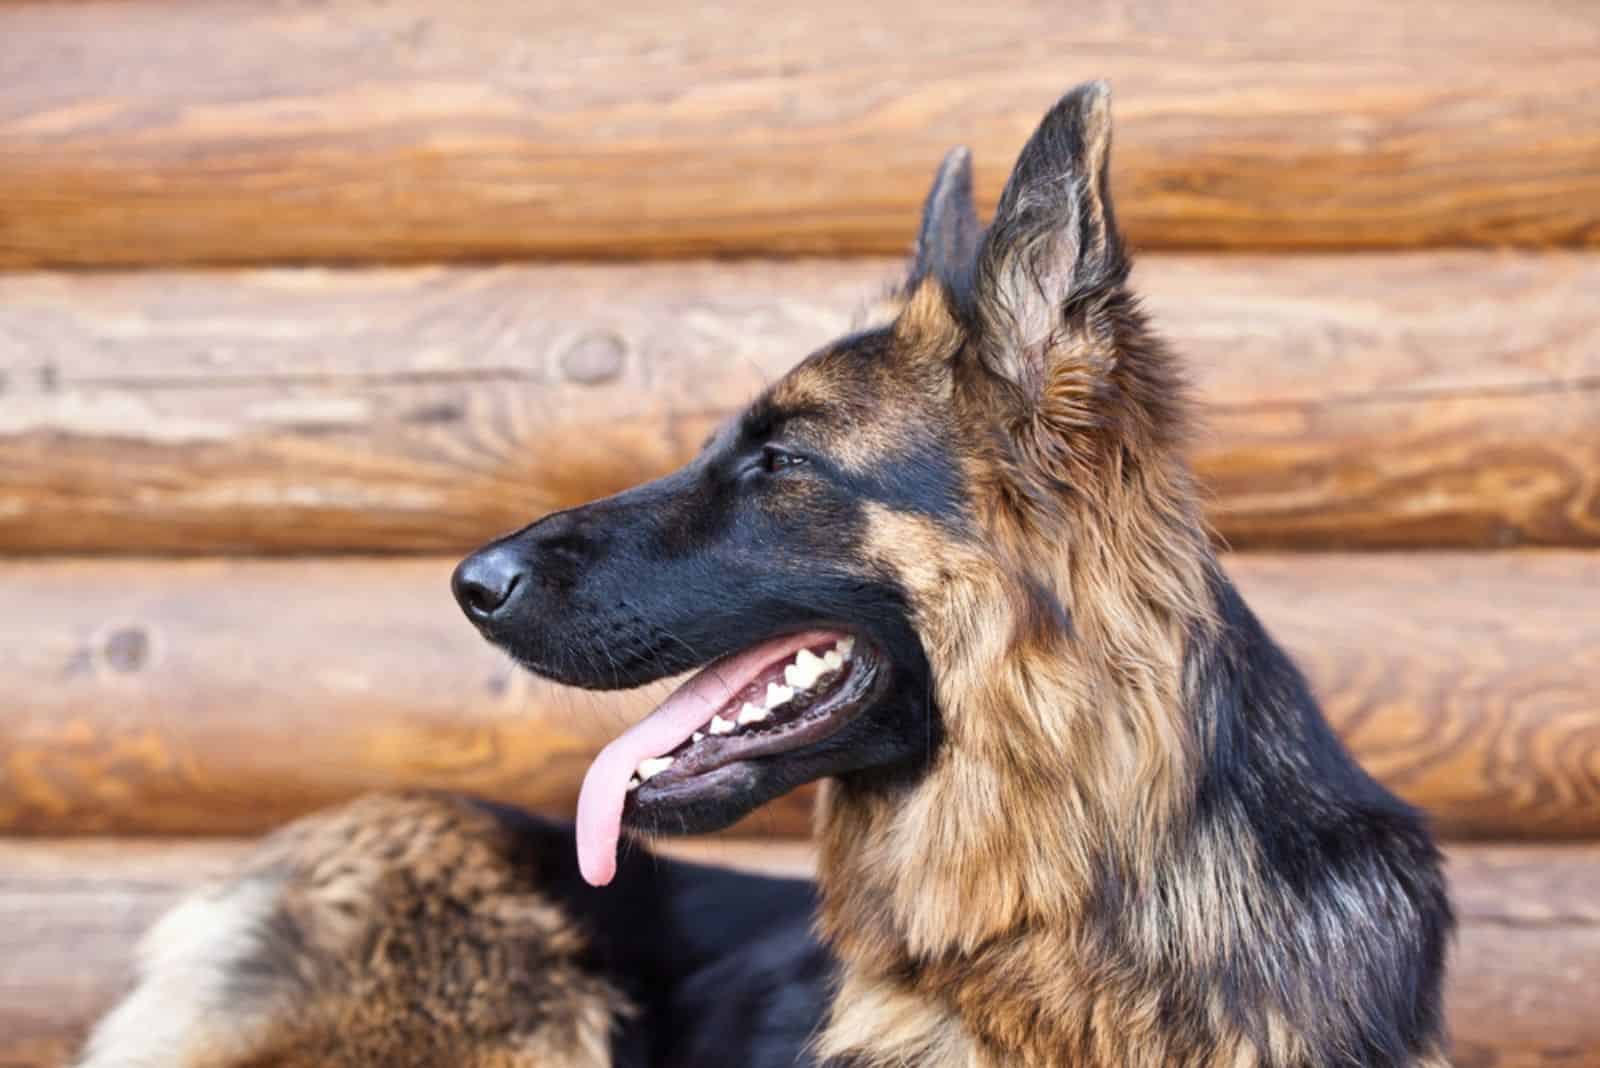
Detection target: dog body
<box><xmin>78</xmin><ymin>84</ymin><xmax>1452</xmax><ymax>1068</ymax></box>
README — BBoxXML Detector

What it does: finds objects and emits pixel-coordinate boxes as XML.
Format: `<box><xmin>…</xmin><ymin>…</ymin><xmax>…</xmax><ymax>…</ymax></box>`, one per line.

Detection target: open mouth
<box><xmin>574</xmin><ymin>628</ymin><xmax>885</xmax><ymax>885</ymax></box>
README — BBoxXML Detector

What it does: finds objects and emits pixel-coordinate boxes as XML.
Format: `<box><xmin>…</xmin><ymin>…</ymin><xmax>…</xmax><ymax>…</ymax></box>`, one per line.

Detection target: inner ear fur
<box><xmin>973</xmin><ymin>81</ymin><xmax>1127</xmax><ymax>403</ymax></box>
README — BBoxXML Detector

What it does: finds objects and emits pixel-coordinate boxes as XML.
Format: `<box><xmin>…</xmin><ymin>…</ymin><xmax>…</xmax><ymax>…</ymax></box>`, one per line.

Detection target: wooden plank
<box><xmin>0</xmin><ymin>552</ymin><xmax>1595</xmax><ymax>840</ymax></box>
<box><xmin>1</xmin><ymin>0</ymin><xmax>1598</xmax><ymax>267</ymax></box>
<box><xmin>0</xmin><ymin>838</ymin><xmax>1595</xmax><ymax>1067</ymax></box>
<box><xmin>2</xmin><ymin>253</ymin><xmax>1597</xmax><ymax>553</ymax></box>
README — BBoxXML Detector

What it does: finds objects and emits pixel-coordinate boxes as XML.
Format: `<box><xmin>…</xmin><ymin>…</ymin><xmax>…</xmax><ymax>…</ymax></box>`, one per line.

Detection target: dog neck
<box><xmin>814</xmin><ymin>458</ymin><xmax>1219</xmax><ymax>1065</ymax></box>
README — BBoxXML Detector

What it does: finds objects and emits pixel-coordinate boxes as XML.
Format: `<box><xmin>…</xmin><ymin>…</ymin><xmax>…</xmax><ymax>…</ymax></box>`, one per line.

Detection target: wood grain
<box><xmin>0</xmin><ymin>556</ymin><xmax>813</xmax><ymax>839</ymax></box>
<box><xmin>1</xmin><ymin>838</ymin><xmax>1595</xmax><ymax>1067</ymax></box>
<box><xmin>0</xmin><ymin>553</ymin><xmax>1595</xmax><ymax>840</ymax></box>
<box><xmin>1236</xmin><ymin>554</ymin><xmax>1600</xmax><ymax>841</ymax></box>
<box><xmin>3</xmin><ymin>253</ymin><xmax>1597</xmax><ymax>553</ymax></box>
<box><xmin>1</xmin><ymin>0</ymin><xmax>1598</xmax><ymax>267</ymax></box>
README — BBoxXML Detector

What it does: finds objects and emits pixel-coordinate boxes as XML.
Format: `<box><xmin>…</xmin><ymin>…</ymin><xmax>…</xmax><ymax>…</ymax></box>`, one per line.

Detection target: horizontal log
<box><xmin>0</xmin><ymin>555</ymin><xmax>817</xmax><ymax>839</ymax></box>
<box><xmin>1</xmin><ymin>553</ymin><xmax>1595</xmax><ymax>840</ymax></box>
<box><xmin>2</xmin><ymin>0</ymin><xmax>1598</xmax><ymax>267</ymax></box>
<box><xmin>2</xmin><ymin>253</ymin><xmax>1597</xmax><ymax>553</ymax></box>
<box><xmin>1237</xmin><ymin>554</ymin><xmax>1600</xmax><ymax>841</ymax></box>
<box><xmin>0</xmin><ymin>838</ymin><xmax>1595</xmax><ymax>1066</ymax></box>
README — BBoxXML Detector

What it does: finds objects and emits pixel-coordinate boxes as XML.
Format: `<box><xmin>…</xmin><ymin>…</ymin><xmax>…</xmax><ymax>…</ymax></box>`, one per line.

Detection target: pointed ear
<box><xmin>907</xmin><ymin>145</ymin><xmax>980</xmax><ymax>293</ymax></box>
<box><xmin>973</xmin><ymin>81</ymin><xmax>1126</xmax><ymax>399</ymax></box>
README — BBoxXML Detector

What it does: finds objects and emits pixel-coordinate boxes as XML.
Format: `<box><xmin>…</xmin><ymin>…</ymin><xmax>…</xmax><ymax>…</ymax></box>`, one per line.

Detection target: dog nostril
<box><xmin>463</xmin><ymin>576</ymin><xmax>514</xmax><ymax>616</ymax></box>
<box><xmin>452</xmin><ymin>549</ymin><xmax>525</xmax><ymax>622</ymax></box>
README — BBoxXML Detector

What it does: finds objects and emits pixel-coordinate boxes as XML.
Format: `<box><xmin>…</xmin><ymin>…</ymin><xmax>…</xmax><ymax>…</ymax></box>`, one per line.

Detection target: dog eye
<box><xmin>760</xmin><ymin>446</ymin><xmax>807</xmax><ymax>474</ymax></box>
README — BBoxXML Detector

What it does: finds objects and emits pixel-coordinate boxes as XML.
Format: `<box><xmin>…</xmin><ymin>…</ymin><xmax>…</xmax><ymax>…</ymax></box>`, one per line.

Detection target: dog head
<box><xmin>454</xmin><ymin>82</ymin><xmax>1200</xmax><ymax>886</ymax></box>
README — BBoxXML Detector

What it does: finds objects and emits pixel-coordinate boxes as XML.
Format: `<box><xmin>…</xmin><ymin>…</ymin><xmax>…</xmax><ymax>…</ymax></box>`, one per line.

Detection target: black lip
<box><xmin>622</xmin><ymin>761</ymin><xmax>758</xmax><ymax>822</ymax></box>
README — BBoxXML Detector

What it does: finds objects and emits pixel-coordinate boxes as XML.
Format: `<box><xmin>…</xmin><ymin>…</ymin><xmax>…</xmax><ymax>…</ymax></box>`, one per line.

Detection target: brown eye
<box><xmin>761</xmin><ymin>446</ymin><xmax>807</xmax><ymax>474</ymax></box>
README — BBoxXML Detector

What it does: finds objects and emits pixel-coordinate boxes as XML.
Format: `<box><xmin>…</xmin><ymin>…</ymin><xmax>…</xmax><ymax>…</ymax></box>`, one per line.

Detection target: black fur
<box><xmin>473</xmin><ymin>801</ymin><xmax>830</xmax><ymax>1067</ymax></box>
<box><xmin>1182</xmin><ymin>575</ymin><xmax>1453</xmax><ymax>1065</ymax></box>
<box><xmin>453</xmin><ymin>328</ymin><xmax>952</xmax><ymax>836</ymax></box>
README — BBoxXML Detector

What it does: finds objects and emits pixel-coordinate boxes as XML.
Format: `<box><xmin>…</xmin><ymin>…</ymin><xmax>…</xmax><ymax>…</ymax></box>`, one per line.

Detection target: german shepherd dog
<box><xmin>77</xmin><ymin>83</ymin><xmax>1453</xmax><ymax>1068</ymax></box>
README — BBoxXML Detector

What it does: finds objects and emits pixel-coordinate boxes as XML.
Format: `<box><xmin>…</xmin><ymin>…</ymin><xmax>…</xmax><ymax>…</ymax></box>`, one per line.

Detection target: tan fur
<box><xmin>816</xmin><ymin>971</ymin><xmax>993</xmax><ymax>1068</ymax></box>
<box><xmin>768</xmin><ymin>305</ymin><xmax>959</xmax><ymax>478</ymax></box>
<box><xmin>760</xmin><ymin>266</ymin><xmax>1261</xmax><ymax>1066</ymax></box>
<box><xmin>77</xmin><ymin>795</ymin><xmax>623</xmax><ymax>1068</ymax></box>
<box><xmin>811</xmin><ymin>267</ymin><xmax>1442</xmax><ymax>1065</ymax></box>
<box><xmin>76</xmin><ymin>875</ymin><xmax>294</xmax><ymax>1068</ymax></box>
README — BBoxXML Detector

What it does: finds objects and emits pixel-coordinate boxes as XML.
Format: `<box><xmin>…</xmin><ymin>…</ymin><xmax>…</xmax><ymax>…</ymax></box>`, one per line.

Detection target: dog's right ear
<box><xmin>906</xmin><ymin>146</ymin><xmax>980</xmax><ymax>295</ymax></box>
<box><xmin>962</xmin><ymin>83</ymin><xmax>1134</xmax><ymax>429</ymax></box>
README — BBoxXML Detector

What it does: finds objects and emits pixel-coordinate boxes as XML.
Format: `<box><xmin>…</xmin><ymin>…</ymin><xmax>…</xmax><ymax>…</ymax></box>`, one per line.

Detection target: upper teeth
<box><xmin>763</xmin><ymin>636</ymin><xmax>855</xmax><ymax>711</ymax></box>
<box><xmin>784</xmin><ymin>647</ymin><xmax>827</xmax><ymax>689</ymax></box>
<box><xmin>751</xmin><ymin>637</ymin><xmax>856</xmax><ymax>717</ymax></box>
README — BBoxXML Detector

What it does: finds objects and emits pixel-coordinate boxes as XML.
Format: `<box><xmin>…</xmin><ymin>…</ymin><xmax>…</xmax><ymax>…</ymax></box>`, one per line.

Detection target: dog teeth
<box><xmin>785</xmin><ymin>648</ymin><xmax>827</xmax><ymax>689</ymax></box>
<box><xmin>691</xmin><ymin>731</ymin><xmax>705</xmax><ymax>743</ymax></box>
<box><xmin>696</xmin><ymin>640</ymin><xmax>863</xmax><ymax>745</ymax></box>
<box><xmin>626</xmin><ymin>775</ymin><xmax>641</xmax><ymax>792</ymax></box>
<box><xmin>636</xmin><ymin>756</ymin><xmax>674</xmax><ymax>781</ymax></box>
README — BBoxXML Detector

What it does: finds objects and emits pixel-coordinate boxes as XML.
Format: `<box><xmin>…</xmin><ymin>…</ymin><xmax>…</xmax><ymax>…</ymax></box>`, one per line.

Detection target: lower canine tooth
<box><xmin>692</xmin><ymin>731</ymin><xmax>705</xmax><ymax>743</ymax></box>
<box><xmin>738</xmin><ymin>701</ymin><xmax>769</xmax><ymax>726</ymax></box>
<box><xmin>636</xmin><ymin>756</ymin><xmax>674</xmax><ymax>781</ymax></box>
<box><xmin>627</xmin><ymin>776</ymin><xmax>641</xmax><ymax>791</ymax></box>
<box><xmin>836</xmin><ymin>636</ymin><xmax>855</xmax><ymax>658</ymax></box>
<box><xmin>708</xmin><ymin>715</ymin><xmax>735</xmax><ymax>735</ymax></box>
<box><xmin>765</xmin><ymin>683</ymin><xmax>794</xmax><ymax>708</ymax></box>
<box><xmin>823</xmin><ymin>649</ymin><xmax>843</xmax><ymax>671</ymax></box>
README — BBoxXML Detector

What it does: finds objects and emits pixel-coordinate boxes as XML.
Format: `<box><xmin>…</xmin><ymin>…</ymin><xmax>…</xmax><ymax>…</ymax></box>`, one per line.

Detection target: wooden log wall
<box><xmin>2</xmin><ymin>0</ymin><xmax>1599</xmax><ymax>266</ymax></box>
<box><xmin>1</xmin><ymin>0</ymin><xmax>1597</xmax><ymax>1064</ymax></box>
<box><xmin>3</xmin><ymin>254</ymin><xmax>1598</xmax><ymax>554</ymax></box>
<box><xmin>2</xmin><ymin>552</ymin><xmax>1597</xmax><ymax>841</ymax></box>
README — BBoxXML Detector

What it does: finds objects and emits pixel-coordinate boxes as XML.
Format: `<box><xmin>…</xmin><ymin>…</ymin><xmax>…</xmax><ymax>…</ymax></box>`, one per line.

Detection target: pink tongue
<box><xmin>574</xmin><ymin>630</ymin><xmax>840</xmax><ymax>886</ymax></box>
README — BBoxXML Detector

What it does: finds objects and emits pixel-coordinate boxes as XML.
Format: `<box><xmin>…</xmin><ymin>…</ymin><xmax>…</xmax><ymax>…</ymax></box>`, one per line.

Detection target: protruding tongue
<box><xmin>574</xmin><ymin>629</ymin><xmax>841</xmax><ymax>886</ymax></box>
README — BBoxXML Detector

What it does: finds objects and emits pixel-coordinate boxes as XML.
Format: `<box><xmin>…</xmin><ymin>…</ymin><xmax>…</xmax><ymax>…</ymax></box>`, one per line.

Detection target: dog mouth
<box><xmin>574</xmin><ymin>628</ymin><xmax>886</xmax><ymax>886</ymax></box>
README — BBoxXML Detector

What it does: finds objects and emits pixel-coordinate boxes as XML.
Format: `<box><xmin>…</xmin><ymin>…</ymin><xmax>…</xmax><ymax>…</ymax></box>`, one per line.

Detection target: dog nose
<box><xmin>452</xmin><ymin>544</ymin><xmax>526</xmax><ymax>623</ymax></box>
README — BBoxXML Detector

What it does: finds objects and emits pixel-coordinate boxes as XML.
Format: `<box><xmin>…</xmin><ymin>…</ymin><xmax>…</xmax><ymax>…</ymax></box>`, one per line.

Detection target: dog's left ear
<box><xmin>907</xmin><ymin>146</ymin><xmax>980</xmax><ymax>294</ymax></box>
<box><xmin>971</xmin><ymin>81</ymin><xmax>1127</xmax><ymax>409</ymax></box>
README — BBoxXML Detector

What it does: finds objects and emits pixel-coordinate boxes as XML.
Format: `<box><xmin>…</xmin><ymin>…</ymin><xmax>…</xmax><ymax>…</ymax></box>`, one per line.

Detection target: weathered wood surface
<box><xmin>1</xmin><ymin>838</ymin><xmax>1595</xmax><ymax>1067</ymax></box>
<box><xmin>1239</xmin><ymin>553</ymin><xmax>1600</xmax><ymax>842</ymax></box>
<box><xmin>2</xmin><ymin>553</ymin><xmax>1596</xmax><ymax>840</ymax></box>
<box><xmin>2</xmin><ymin>0</ymin><xmax>1598</xmax><ymax>267</ymax></box>
<box><xmin>0</xmin><ymin>556</ymin><xmax>812</xmax><ymax>837</ymax></box>
<box><xmin>0</xmin><ymin>554</ymin><xmax>809</xmax><ymax>840</ymax></box>
<box><xmin>3</xmin><ymin>253</ymin><xmax>1597</xmax><ymax>553</ymax></box>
